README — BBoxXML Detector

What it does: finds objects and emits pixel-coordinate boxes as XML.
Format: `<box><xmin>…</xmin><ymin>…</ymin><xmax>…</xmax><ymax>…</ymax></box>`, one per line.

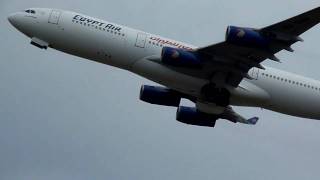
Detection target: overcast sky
<box><xmin>1</xmin><ymin>0</ymin><xmax>320</xmax><ymax>180</ymax></box>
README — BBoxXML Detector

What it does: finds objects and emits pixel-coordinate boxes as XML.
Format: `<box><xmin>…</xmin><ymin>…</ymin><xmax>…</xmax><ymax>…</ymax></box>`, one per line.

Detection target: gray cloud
<box><xmin>1</xmin><ymin>0</ymin><xmax>320</xmax><ymax>179</ymax></box>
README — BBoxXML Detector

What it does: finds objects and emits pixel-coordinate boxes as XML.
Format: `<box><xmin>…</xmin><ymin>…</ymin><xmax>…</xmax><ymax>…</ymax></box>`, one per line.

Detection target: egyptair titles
<box><xmin>73</xmin><ymin>15</ymin><xmax>122</xmax><ymax>32</ymax></box>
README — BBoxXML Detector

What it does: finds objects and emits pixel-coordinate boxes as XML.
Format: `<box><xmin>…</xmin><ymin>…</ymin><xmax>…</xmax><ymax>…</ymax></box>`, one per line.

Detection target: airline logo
<box><xmin>237</xmin><ymin>29</ymin><xmax>246</xmax><ymax>38</ymax></box>
<box><xmin>171</xmin><ymin>50</ymin><xmax>180</xmax><ymax>59</ymax></box>
<box><xmin>73</xmin><ymin>15</ymin><xmax>122</xmax><ymax>32</ymax></box>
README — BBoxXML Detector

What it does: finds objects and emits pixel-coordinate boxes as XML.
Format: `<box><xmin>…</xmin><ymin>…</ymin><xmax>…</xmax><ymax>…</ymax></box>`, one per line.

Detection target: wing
<box><xmin>263</xmin><ymin>7</ymin><xmax>320</xmax><ymax>36</ymax></box>
<box><xmin>197</xmin><ymin>7</ymin><xmax>320</xmax><ymax>87</ymax></box>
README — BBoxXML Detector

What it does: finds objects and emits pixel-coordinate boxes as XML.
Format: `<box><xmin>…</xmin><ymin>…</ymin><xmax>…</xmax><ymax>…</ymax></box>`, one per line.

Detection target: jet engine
<box><xmin>161</xmin><ymin>47</ymin><xmax>202</xmax><ymax>67</ymax></box>
<box><xmin>176</xmin><ymin>106</ymin><xmax>218</xmax><ymax>127</ymax></box>
<box><xmin>139</xmin><ymin>85</ymin><xmax>181</xmax><ymax>107</ymax></box>
<box><xmin>226</xmin><ymin>26</ymin><xmax>269</xmax><ymax>47</ymax></box>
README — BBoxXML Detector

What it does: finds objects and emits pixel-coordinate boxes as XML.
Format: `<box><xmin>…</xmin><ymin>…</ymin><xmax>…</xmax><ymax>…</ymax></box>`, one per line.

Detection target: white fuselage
<box><xmin>8</xmin><ymin>9</ymin><xmax>320</xmax><ymax>120</ymax></box>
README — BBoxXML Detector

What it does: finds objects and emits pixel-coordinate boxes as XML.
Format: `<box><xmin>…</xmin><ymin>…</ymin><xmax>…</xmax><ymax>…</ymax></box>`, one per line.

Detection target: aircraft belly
<box><xmin>131</xmin><ymin>58</ymin><xmax>207</xmax><ymax>96</ymax></box>
<box><xmin>267</xmin><ymin>88</ymin><xmax>320</xmax><ymax>120</ymax></box>
<box><xmin>230</xmin><ymin>80</ymin><xmax>271</xmax><ymax>107</ymax></box>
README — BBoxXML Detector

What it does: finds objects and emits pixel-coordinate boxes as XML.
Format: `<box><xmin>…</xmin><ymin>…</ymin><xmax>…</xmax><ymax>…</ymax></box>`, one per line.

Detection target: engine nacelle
<box><xmin>140</xmin><ymin>85</ymin><xmax>181</xmax><ymax>107</ymax></box>
<box><xmin>226</xmin><ymin>26</ymin><xmax>269</xmax><ymax>47</ymax></box>
<box><xmin>176</xmin><ymin>106</ymin><xmax>218</xmax><ymax>127</ymax></box>
<box><xmin>161</xmin><ymin>47</ymin><xmax>201</xmax><ymax>67</ymax></box>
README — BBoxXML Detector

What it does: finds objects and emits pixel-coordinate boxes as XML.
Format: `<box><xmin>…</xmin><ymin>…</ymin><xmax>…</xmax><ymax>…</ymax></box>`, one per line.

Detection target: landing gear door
<box><xmin>48</xmin><ymin>10</ymin><xmax>61</xmax><ymax>24</ymax></box>
<box><xmin>135</xmin><ymin>33</ymin><xmax>147</xmax><ymax>48</ymax></box>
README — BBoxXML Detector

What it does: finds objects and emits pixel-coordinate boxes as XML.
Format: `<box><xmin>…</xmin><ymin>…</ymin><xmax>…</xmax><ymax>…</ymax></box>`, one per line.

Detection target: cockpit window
<box><xmin>24</xmin><ymin>9</ymin><xmax>36</xmax><ymax>14</ymax></box>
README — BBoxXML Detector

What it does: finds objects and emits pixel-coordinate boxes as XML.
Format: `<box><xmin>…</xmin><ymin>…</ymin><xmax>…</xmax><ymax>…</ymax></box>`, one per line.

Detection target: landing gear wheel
<box><xmin>201</xmin><ymin>83</ymin><xmax>231</xmax><ymax>107</ymax></box>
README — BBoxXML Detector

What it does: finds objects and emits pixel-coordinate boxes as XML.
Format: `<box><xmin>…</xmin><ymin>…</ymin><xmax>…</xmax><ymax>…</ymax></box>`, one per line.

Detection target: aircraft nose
<box><xmin>8</xmin><ymin>13</ymin><xmax>18</xmax><ymax>26</ymax></box>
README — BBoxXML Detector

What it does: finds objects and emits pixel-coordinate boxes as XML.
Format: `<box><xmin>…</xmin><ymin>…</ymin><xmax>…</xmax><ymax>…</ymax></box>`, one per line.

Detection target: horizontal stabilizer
<box><xmin>221</xmin><ymin>107</ymin><xmax>259</xmax><ymax>125</ymax></box>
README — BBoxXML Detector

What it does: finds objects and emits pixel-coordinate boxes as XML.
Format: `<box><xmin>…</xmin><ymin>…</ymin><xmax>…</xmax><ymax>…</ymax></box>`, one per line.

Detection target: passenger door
<box><xmin>251</xmin><ymin>68</ymin><xmax>260</xmax><ymax>80</ymax></box>
<box><xmin>48</xmin><ymin>10</ymin><xmax>61</xmax><ymax>24</ymax></box>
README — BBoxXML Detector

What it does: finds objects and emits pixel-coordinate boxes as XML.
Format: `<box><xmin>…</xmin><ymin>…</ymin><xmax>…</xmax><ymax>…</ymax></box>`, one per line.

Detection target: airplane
<box><xmin>7</xmin><ymin>7</ymin><xmax>320</xmax><ymax>128</ymax></box>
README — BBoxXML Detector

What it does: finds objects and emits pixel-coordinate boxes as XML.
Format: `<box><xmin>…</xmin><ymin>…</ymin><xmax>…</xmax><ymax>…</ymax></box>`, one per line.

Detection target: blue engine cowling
<box><xmin>161</xmin><ymin>47</ymin><xmax>202</xmax><ymax>67</ymax></box>
<box><xmin>226</xmin><ymin>26</ymin><xmax>270</xmax><ymax>47</ymax></box>
<box><xmin>176</xmin><ymin>106</ymin><xmax>218</xmax><ymax>127</ymax></box>
<box><xmin>140</xmin><ymin>85</ymin><xmax>181</xmax><ymax>107</ymax></box>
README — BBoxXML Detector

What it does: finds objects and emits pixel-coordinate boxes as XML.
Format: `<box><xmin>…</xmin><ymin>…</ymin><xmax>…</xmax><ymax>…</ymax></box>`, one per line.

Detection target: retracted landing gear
<box><xmin>201</xmin><ymin>83</ymin><xmax>231</xmax><ymax>107</ymax></box>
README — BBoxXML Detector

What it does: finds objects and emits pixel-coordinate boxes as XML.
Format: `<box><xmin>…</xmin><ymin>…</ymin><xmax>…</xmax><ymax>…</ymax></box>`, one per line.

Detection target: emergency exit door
<box><xmin>251</xmin><ymin>68</ymin><xmax>260</xmax><ymax>80</ymax></box>
<box><xmin>135</xmin><ymin>33</ymin><xmax>147</xmax><ymax>48</ymax></box>
<box><xmin>48</xmin><ymin>10</ymin><xmax>61</xmax><ymax>24</ymax></box>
